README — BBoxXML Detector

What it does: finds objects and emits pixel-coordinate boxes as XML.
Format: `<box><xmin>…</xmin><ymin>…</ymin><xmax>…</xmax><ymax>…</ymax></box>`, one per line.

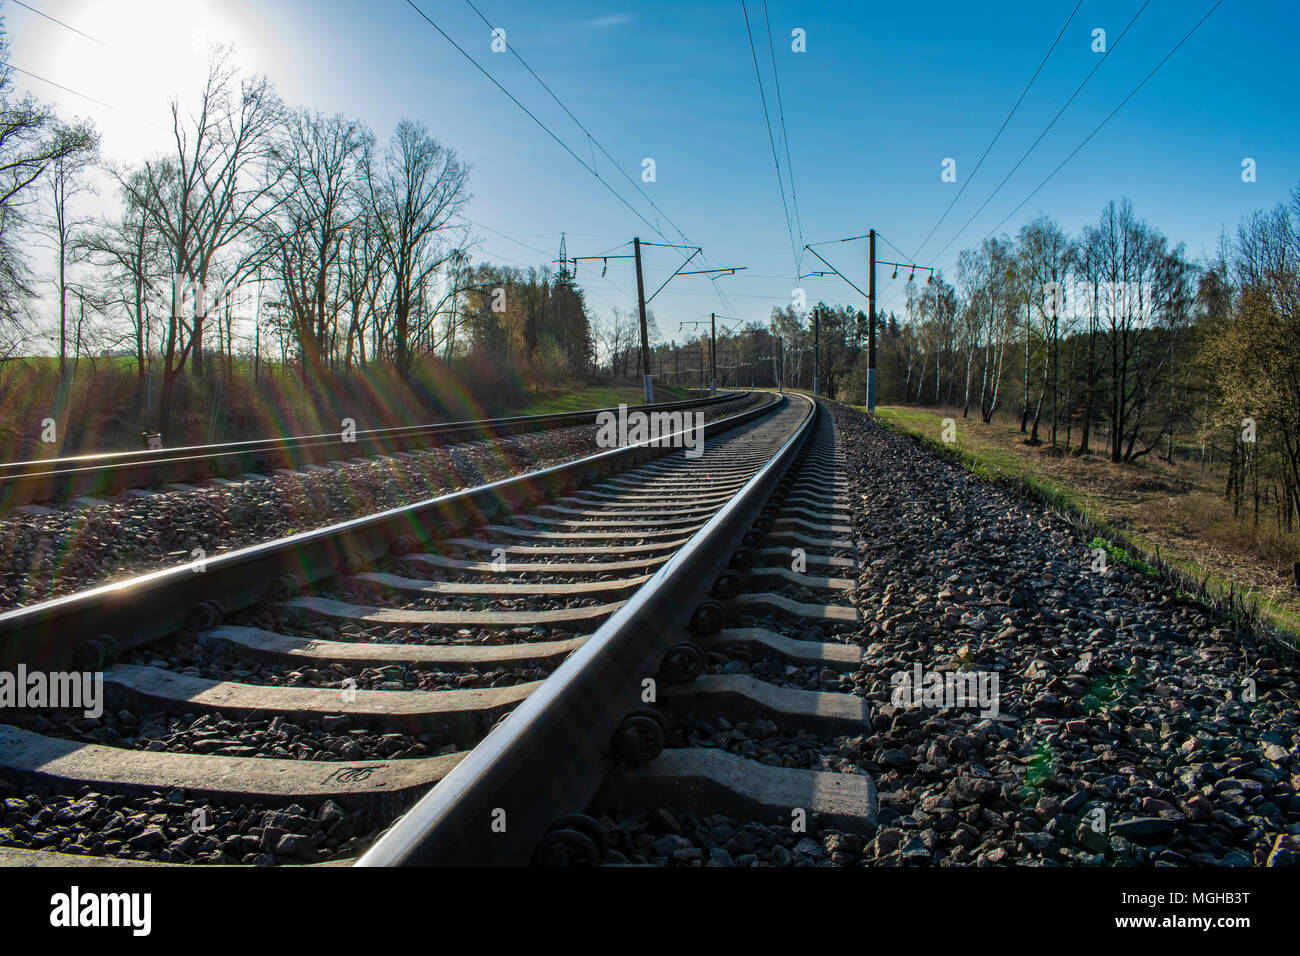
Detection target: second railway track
<box><xmin>0</xmin><ymin>391</ymin><xmax>876</xmax><ymax>867</ymax></box>
<box><xmin>0</xmin><ymin>391</ymin><xmax>737</xmax><ymax>509</ymax></box>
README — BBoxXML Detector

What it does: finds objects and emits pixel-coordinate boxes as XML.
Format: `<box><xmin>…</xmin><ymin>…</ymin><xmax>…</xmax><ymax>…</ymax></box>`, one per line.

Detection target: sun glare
<box><xmin>35</xmin><ymin>0</ymin><xmax>270</xmax><ymax>155</ymax></box>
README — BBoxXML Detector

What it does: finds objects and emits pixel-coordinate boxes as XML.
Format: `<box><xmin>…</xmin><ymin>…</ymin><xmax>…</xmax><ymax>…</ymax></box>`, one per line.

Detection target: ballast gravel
<box><xmin>612</xmin><ymin>402</ymin><xmax>1300</xmax><ymax>867</ymax></box>
<box><xmin>0</xmin><ymin>396</ymin><xmax>758</xmax><ymax>610</ymax></box>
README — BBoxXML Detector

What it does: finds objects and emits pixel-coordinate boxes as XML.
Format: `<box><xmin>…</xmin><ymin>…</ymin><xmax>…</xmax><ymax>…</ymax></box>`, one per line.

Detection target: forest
<box><xmin>0</xmin><ymin>32</ymin><xmax>595</xmax><ymax>454</ymax></box>
<box><xmin>666</xmin><ymin>193</ymin><xmax>1299</xmax><ymax>548</ymax></box>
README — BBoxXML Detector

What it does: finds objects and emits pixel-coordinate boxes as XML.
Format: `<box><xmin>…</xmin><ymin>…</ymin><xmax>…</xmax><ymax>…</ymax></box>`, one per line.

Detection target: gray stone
<box><xmin>1110</xmin><ymin>817</ymin><xmax>1182</xmax><ymax>844</ymax></box>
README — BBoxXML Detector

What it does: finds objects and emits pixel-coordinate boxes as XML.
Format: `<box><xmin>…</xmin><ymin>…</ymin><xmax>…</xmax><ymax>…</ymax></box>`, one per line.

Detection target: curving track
<box><xmin>0</xmin><ymin>391</ymin><xmax>876</xmax><ymax>867</ymax></box>
<box><xmin>0</xmin><ymin>392</ymin><xmax>736</xmax><ymax>509</ymax></box>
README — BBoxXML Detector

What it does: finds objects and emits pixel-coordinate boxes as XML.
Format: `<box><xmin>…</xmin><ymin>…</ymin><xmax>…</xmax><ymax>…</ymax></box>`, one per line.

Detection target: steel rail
<box><xmin>0</xmin><ymin>391</ymin><xmax>739</xmax><ymax>507</ymax></box>
<box><xmin>355</xmin><ymin>393</ymin><xmax>818</xmax><ymax>866</ymax></box>
<box><xmin>0</xmin><ymin>394</ymin><xmax>783</xmax><ymax>670</ymax></box>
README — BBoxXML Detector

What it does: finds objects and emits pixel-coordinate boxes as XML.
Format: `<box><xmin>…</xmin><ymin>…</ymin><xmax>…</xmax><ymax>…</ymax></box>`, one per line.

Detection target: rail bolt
<box><xmin>728</xmin><ymin>546</ymin><xmax>757</xmax><ymax>572</ymax></box>
<box><xmin>76</xmin><ymin>639</ymin><xmax>101</xmax><ymax>670</ymax></box>
<box><xmin>78</xmin><ymin>633</ymin><xmax>119</xmax><ymax>669</ymax></box>
<box><xmin>688</xmin><ymin>601</ymin><xmax>727</xmax><ymax>636</ymax></box>
<box><xmin>339</xmin><ymin>552</ymin><xmax>365</xmax><ymax>574</ymax></box>
<box><xmin>390</xmin><ymin>534</ymin><xmax>417</xmax><ymax>555</ymax></box>
<box><xmin>752</xmin><ymin>516</ymin><xmax>773</xmax><ymax>533</ymax></box>
<box><xmin>711</xmin><ymin>570</ymin><xmax>746</xmax><ymax>600</ymax></box>
<box><xmin>660</xmin><ymin>641</ymin><xmax>707</xmax><ymax>682</ymax></box>
<box><xmin>190</xmin><ymin>600</ymin><xmax>222</xmax><ymax>630</ymax></box>
<box><xmin>545</xmin><ymin>814</ymin><xmax>608</xmax><ymax>860</ymax></box>
<box><xmin>531</xmin><ymin>826</ymin><xmax>604</xmax><ymax>868</ymax></box>
<box><xmin>742</xmin><ymin>529</ymin><xmax>765</xmax><ymax>549</ymax></box>
<box><xmin>431</xmin><ymin>522</ymin><xmax>455</xmax><ymax>541</ymax></box>
<box><xmin>269</xmin><ymin>574</ymin><xmax>300</xmax><ymax>601</ymax></box>
<box><xmin>97</xmin><ymin>633</ymin><xmax>120</xmax><ymax>662</ymax></box>
<box><xmin>524</xmin><ymin>493</ymin><xmax>541</xmax><ymax>508</ymax></box>
<box><xmin>611</xmin><ymin>712</ymin><xmax>667</xmax><ymax>763</ymax></box>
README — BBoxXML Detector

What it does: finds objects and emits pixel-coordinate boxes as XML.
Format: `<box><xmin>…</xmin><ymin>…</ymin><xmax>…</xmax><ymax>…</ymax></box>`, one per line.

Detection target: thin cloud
<box><xmin>585</xmin><ymin>14</ymin><xmax>636</xmax><ymax>28</ymax></box>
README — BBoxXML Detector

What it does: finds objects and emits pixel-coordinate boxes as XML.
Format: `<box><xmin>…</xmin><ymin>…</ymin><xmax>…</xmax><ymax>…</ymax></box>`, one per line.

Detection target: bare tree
<box><xmin>271</xmin><ymin>109</ymin><xmax>372</xmax><ymax>378</ymax></box>
<box><xmin>41</xmin><ymin>127</ymin><xmax>99</xmax><ymax>381</ymax></box>
<box><xmin>83</xmin><ymin>170</ymin><xmax>167</xmax><ymax>388</ymax></box>
<box><xmin>1017</xmin><ymin>216</ymin><xmax>1071</xmax><ymax>443</ymax></box>
<box><xmin>366</xmin><ymin>120</ymin><xmax>469</xmax><ymax>375</ymax></box>
<box><xmin>118</xmin><ymin>50</ymin><xmax>285</xmax><ymax>434</ymax></box>
<box><xmin>0</xmin><ymin>23</ymin><xmax>98</xmax><ymax>354</ymax></box>
<box><xmin>1087</xmin><ymin>199</ymin><xmax>1195</xmax><ymax>462</ymax></box>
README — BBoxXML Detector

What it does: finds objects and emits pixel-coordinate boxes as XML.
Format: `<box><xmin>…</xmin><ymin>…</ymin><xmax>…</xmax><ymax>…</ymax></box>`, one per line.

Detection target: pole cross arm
<box><xmin>802</xmin><ymin>245</ymin><xmax>870</xmax><ymax>300</ymax></box>
<box><xmin>677</xmin><ymin>267</ymin><xmax>747</xmax><ymax>277</ymax></box>
<box><xmin>644</xmin><ymin>248</ymin><xmax>701</xmax><ymax>304</ymax></box>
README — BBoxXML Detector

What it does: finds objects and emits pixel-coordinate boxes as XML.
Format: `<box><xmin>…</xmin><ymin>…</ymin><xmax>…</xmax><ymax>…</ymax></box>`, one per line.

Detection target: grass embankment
<box><xmin>0</xmin><ymin>353</ymin><xmax>700</xmax><ymax>461</ymax></box>
<box><xmin>866</xmin><ymin>403</ymin><xmax>1300</xmax><ymax>646</ymax></box>
<box><xmin>517</xmin><ymin>383</ymin><xmax>695</xmax><ymax>415</ymax></box>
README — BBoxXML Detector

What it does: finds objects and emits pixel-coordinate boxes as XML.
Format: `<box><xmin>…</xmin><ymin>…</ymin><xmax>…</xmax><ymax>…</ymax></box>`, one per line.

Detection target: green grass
<box><xmin>1089</xmin><ymin>536</ymin><xmax>1159</xmax><ymax>578</ymax></box>
<box><xmin>515</xmin><ymin>383</ymin><xmax>697</xmax><ymax>415</ymax></box>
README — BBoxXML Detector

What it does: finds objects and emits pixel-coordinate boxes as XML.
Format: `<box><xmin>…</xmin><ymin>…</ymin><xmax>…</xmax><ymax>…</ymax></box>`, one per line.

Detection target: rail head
<box><xmin>0</xmin><ymin>390</ymin><xmax>744</xmax><ymax>507</ymax></box>
<box><xmin>354</xmin><ymin>393</ymin><xmax>819</xmax><ymax>867</ymax></box>
<box><xmin>0</xmin><ymin>392</ymin><xmax>785</xmax><ymax>670</ymax></box>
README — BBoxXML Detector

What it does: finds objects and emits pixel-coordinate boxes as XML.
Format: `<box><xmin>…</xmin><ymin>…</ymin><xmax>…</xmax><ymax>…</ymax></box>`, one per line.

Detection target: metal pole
<box><xmin>709</xmin><ymin>312</ymin><xmax>717</xmax><ymax>394</ymax></box>
<box><xmin>868</xmin><ymin>228</ymin><xmax>877</xmax><ymax>412</ymax></box>
<box><xmin>812</xmin><ymin>307</ymin><xmax>819</xmax><ymax>397</ymax></box>
<box><xmin>633</xmin><ymin>237</ymin><xmax>653</xmax><ymax>403</ymax></box>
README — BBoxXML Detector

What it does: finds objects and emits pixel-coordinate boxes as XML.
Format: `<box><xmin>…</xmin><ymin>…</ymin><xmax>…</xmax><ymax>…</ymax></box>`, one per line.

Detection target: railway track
<box><xmin>0</xmin><ymin>391</ymin><xmax>736</xmax><ymax>509</ymax></box>
<box><xmin>0</xmin><ymin>391</ymin><xmax>875</xmax><ymax>867</ymax></box>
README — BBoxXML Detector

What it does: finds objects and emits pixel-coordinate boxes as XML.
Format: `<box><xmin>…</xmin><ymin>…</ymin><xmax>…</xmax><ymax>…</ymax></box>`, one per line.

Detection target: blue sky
<box><xmin>8</xmin><ymin>0</ymin><xmax>1297</xmax><ymax>337</ymax></box>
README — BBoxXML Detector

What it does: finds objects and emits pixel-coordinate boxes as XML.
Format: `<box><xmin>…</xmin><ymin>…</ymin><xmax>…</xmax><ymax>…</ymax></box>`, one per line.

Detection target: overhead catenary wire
<box><xmin>459</xmin><ymin>0</ymin><xmax>691</xmax><ymax>251</ymax></box>
<box><xmin>741</xmin><ymin>0</ymin><xmax>799</xmax><ymax>279</ymax></box>
<box><xmin>762</xmin><ymin>0</ymin><xmax>804</xmax><ymax>269</ymax></box>
<box><xmin>455</xmin><ymin>215</ymin><xmax>552</xmax><ymax>258</ymax></box>
<box><xmin>405</xmin><ymin>0</ymin><xmax>685</xmax><ymax>249</ymax></box>
<box><xmin>0</xmin><ymin>60</ymin><xmax>168</xmax><ymax>131</ymax></box>
<box><xmin>10</xmin><ymin>0</ymin><xmax>108</xmax><ymax>47</ymax></box>
<box><xmin>908</xmin><ymin>0</ymin><xmax>1083</xmax><ymax>262</ymax></box>
<box><xmin>981</xmin><ymin>0</ymin><xmax>1226</xmax><ymax>242</ymax></box>
<box><xmin>930</xmin><ymin>0</ymin><xmax>1154</xmax><ymax>262</ymax></box>
<box><xmin>455</xmin><ymin>0</ymin><xmax>744</xmax><ymax>325</ymax></box>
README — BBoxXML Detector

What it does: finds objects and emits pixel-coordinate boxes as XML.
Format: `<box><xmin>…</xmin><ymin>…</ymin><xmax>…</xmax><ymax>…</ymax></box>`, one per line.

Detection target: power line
<box><xmin>931</xmin><ymin>0</ymin><xmax>1153</xmax><ymax>261</ymax></box>
<box><xmin>982</xmin><ymin>0</ymin><xmax>1225</xmax><ymax>241</ymax></box>
<box><xmin>908</xmin><ymin>0</ymin><xmax>1082</xmax><ymax>261</ymax></box>
<box><xmin>404</xmin><ymin>0</ymin><xmax>678</xmax><ymax>246</ymax></box>
<box><xmin>10</xmin><ymin>0</ymin><xmax>108</xmax><ymax>47</ymax></box>
<box><xmin>763</xmin><ymin>0</ymin><xmax>803</xmax><ymax>268</ymax></box>
<box><xmin>461</xmin><ymin>0</ymin><xmax>692</xmax><ymax>250</ymax></box>
<box><xmin>455</xmin><ymin>215</ymin><xmax>551</xmax><ymax>257</ymax></box>
<box><xmin>0</xmin><ymin>60</ymin><xmax>167</xmax><ymax>131</ymax></box>
<box><xmin>453</xmin><ymin>0</ymin><xmax>742</xmax><ymax>325</ymax></box>
<box><xmin>741</xmin><ymin>0</ymin><xmax>798</xmax><ymax>277</ymax></box>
